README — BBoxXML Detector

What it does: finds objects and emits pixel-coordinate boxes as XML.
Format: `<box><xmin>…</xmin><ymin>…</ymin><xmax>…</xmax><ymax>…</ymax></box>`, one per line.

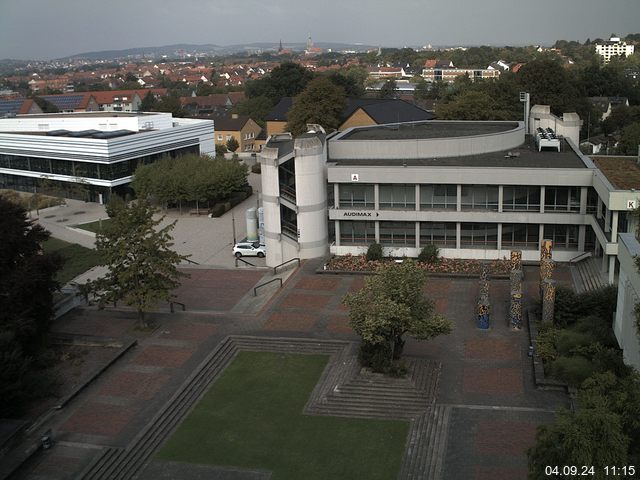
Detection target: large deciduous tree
<box><xmin>88</xmin><ymin>200</ymin><xmax>189</xmax><ymax>328</ymax></box>
<box><xmin>286</xmin><ymin>77</ymin><xmax>346</xmax><ymax>135</ymax></box>
<box><xmin>0</xmin><ymin>196</ymin><xmax>61</xmax><ymax>417</ymax></box>
<box><xmin>343</xmin><ymin>261</ymin><xmax>452</xmax><ymax>372</ymax></box>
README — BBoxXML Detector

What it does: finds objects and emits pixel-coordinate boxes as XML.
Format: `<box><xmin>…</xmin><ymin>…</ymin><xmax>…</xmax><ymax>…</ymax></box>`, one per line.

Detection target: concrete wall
<box><xmin>258</xmin><ymin>145</ymin><xmax>283</xmax><ymax>267</ymax></box>
<box><xmin>529</xmin><ymin>105</ymin><xmax>582</xmax><ymax>147</ymax></box>
<box><xmin>614</xmin><ymin>233</ymin><xmax>640</xmax><ymax>370</ymax></box>
<box><xmin>329</xmin><ymin>122</ymin><xmax>524</xmax><ymax>160</ymax></box>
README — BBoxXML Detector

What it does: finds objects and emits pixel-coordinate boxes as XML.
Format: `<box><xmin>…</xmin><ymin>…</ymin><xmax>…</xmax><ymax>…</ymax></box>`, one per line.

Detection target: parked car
<box><xmin>233</xmin><ymin>241</ymin><xmax>266</xmax><ymax>258</ymax></box>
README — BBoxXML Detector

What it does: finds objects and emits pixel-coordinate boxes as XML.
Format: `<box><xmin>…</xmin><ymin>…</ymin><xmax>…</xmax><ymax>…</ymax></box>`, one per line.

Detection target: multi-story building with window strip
<box><xmin>595</xmin><ymin>36</ymin><xmax>635</xmax><ymax>64</ymax></box>
<box><xmin>0</xmin><ymin>112</ymin><xmax>214</xmax><ymax>203</ymax></box>
<box><xmin>259</xmin><ymin>108</ymin><xmax>639</xmax><ymax>286</ymax></box>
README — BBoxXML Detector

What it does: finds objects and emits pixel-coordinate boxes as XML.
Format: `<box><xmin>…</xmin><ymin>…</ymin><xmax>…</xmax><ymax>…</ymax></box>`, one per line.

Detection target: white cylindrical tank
<box><xmin>246</xmin><ymin>208</ymin><xmax>258</xmax><ymax>242</ymax></box>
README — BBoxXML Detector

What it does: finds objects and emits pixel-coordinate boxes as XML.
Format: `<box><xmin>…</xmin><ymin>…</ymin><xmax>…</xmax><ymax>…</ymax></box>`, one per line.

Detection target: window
<box><xmin>461</xmin><ymin>185</ymin><xmax>498</xmax><ymax>211</ymax></box>
<box><xmin>420</xmin><ymin>222</ymin><xmax>456</xmax><ymax>247</ymax></box>
<box><xmin>502</xmin><ymin>186</ymin><xmax>541</xmax><ymax>211</ymax></box>
<box><xmin>420</xmin><ymin>184</ymin><xmax>456</xmax><ymax>210</ymax></box>
<box><xmin>340</xmin><ymin>221</ymin><xmax>376</xmax><ymax>245</ymax></box>
<box><xmin>544</xmin><ymin>224</ymin><xmax>578</xmax><ymax>250</ymax></box>
<box><xmin>217</xmin><ymin>135</ymin><xmax>223</xmax><ymax>141</ymax></box>
<box><xmin>544</xmin><ymin>187</ymin><xmax>580</xmax><ymax>212</ymax></box>
<box><xmin>379</xmin><ymin>184</ymin><xmax>415</xmax><ymax>209</ymax></box>
<box><xmin>338</xmin><ymin>184</ymin><xmax>374</xmax><ymax>208</ymax></box>
<box><xmin>379</xmin><ymin>221</ymin><xmax>415</xmax><ymax>246</ymax></box>
<box><xmin>502</xmin><ymin>223</ymin><xmax>539</xmax><ymax>248</ymax></box>
<box><xmin>460</xmin><ymin>223</ymin><xmax>498</xmax><ymax>249</ymax></box>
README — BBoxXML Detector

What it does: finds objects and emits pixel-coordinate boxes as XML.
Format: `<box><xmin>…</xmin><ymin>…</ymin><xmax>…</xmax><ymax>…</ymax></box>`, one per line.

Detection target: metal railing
<box><xmin>169</xmin><ymin>301</ymin><xmax>185</xmax><ymax>313</ymax></box>
<box><xmin>254</xmin><ymin>278</ymin><xmax>282</xmax><ymax>296</ymax></box>
<box><xmin>273</xmin><ymin>257</ymin><xmax>300</xmax><ymax>274</ymax></box>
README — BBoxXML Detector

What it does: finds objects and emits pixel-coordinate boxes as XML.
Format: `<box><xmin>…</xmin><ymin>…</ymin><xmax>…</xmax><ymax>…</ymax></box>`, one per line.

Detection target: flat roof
<box><xmin>339</xmin><ymin>121</ymin><xmax>520</xmax><ymax>141</ymax></box>
<box><xmin>14</xmin><ymin>112</ymin><xmax>157</xmax><ymax>119</ymax></box>
<box><xmin>329</xmin><ymin>137</ymin><xmax>587</xmax><ymax>169</ymax></box>
<box><xmin>592</xmin><ymin>156</ymin><xmax>640</xmax><ymax>190</ymax></box>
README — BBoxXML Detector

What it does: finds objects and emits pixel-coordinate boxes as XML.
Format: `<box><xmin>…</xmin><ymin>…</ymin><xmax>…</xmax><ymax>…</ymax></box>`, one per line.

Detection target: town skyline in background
<box><xmin>1</xmin><ymin>0</ymin><xmax>640</xmax><ymax>60</ymax></box>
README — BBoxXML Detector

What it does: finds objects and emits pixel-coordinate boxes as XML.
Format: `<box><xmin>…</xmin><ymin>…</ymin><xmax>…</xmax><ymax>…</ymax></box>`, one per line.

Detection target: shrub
<box><xmin>418</xmin><ymin>244</ymin><xmax>439</xmax><ymax>264</ymax></box>
<box><xmin>366</xmin><ymin>242</ymin><xmax>384</xmax><ymax>262</ymax></box>
<box><xmin>573</xmin><ymin>315</ymin><xmax>618</xmax><ymax>348</ymax></box>
<box><xmin>209</xmin><ymin>204</ymin><xmax>226</xmax><ymax>217</ymax></box>
<box><xmin>548</xmin><ymin>356</ymin><xmax>598</xmax><ymax>387</ymax></box>
<box><xmin>554</xmin><ymin>330</ymin><xmax>598</xmax><ymax>357</ymax></box>
<box><xmin>554</xmin><ymin>285</ymin><xmax>618</xmax><ymax>328</ymax></box>
<box><xmin>535</xmin><ymin>324</ymin><xmax>559</xmax><ymax>363</ymax></box>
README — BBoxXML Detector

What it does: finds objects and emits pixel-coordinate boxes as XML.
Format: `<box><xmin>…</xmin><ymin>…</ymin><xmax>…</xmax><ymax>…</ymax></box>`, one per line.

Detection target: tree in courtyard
<box><xmin>87</xmin><ymin>200</ymin><xmax>189</xmax><ymax>328</ymax></box>
<box><xmin>343</xmin><ymin>260</ymin><xmax>452</xmax><ymax>372</ymax></box>
<box><xmin>226</xmin><ymin>136</ymin><xmax>239</xmax><ymax>153</ymax></box>
<box><xmin>286</xmin><ymin>76</ymin><xmax>346</xmax><ymax>135</ymax></box>
<box><xmin>0</xmin><ymin>196</ymin><xmax>61</xmax><ymax>417</ymax></box>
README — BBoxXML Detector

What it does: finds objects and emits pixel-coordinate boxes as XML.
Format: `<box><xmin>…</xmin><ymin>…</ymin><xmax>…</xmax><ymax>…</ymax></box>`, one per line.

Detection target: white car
<box><xmin>233</xmin><ymin>241</ymin><xmax>266</xmax><ymax>258</ymax></box>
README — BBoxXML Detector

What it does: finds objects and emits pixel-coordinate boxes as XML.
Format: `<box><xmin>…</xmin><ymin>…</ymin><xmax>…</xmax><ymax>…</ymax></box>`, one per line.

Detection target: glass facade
<box><xmin>544</xmin><ymin>186</ymin><xmax>580</xmax><ymax>212</ymax></box>
<box><xmin>379</xmin><ymin>184</ymin><xmax>415</xmax><ymax>209</ymax></box>
<box><xmin>420</xmin><ymin>184</ymin><xmax>456</xmax><ymax>210</ymax></box>
<box><xmin>460</xmin><ymin>223</ymin><xmax>498</xmax><ymax>249</ymax></box>
<box><xmin>380</xmin><ymin>221</ymin><xmax>415</xmax><ymax>246</ymax></box>
<box><xmin>461</xmin><ymin>185</ymin><xmax>499</xmax><ymax>211</ymax></box>
<box><xmin>338</xmin><ymin>184</ymin><xmax>374</xmax><ymax>209</ymax></box>
<box><xmin>420</xmin><ymin>222</ymin><xmax>456</xmax><ymax>247</ymax></box>
<box><xmin>339</xmin><ymin>220</ymin><xmax>376</xmax><ymax>245</ymax></box>
<box><xmin>544</xmin><ymin>224</ymin><xmax>579</xmax><ymax>250</ymax></box>
<box><xmin>502</xmin><ymin>186</ymin><xmax>541</xmax><ymax>212</ymax></box>
<box><xmin>0</xmin><ymin>145</ymin><xmax>199</xmax><ymax>182</ymax></box>
<box><xmin>502</xmin><ymin>223</ymin><xmax>539</xmax><ymax>248</ymax></box>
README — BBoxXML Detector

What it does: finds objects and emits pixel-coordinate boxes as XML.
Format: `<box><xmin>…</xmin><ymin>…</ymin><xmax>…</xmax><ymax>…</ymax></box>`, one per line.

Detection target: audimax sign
<box><xmin>342</xmin><ymin>211</ymin><xmax>379</xmax><ymax>217</ymax></box>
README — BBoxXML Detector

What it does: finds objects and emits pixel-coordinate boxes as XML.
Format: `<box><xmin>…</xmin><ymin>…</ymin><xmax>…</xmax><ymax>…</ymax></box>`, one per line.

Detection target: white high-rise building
<box><xmin>595</xmin><ymin>36</ymin><xmax>635</xmax><ymax>64</ymax></box>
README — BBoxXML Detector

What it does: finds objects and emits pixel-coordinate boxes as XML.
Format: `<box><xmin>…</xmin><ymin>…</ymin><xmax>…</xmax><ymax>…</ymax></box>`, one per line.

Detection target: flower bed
<box><xmin>326</xmin><ymin>254</ymin><xmax>512</xmax><ymax>276</ymax></box>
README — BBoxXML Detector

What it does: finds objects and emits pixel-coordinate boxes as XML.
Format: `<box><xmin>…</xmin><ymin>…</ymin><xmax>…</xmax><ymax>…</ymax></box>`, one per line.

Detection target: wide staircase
<box><xmin>571</xmin><ymin>255</ymin><xmax>608</xmax><ymax>293</ymax></box>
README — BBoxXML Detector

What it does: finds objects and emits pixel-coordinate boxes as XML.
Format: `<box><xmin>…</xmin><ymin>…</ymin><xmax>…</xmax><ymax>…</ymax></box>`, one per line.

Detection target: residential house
<box><xmin>0</xmin><ymin>98</ymin><xmax>42</xmax><ymax>116</ymax></box>
<box><xmin>92</xmin><ymin>89</ymin><xmax>168</xmax><ymax>112</ymax></box>
<box><xmin>180</xmin><ymin>93</ymin><xmax>246</xmax><ymax>117</ymax></box>
<box><xmin>595</xmin><ymin>36</ymin><xmax>635</xmax><ymax>64</ymax></box>
<box><xmin>588</xmin><ymin>96</ymin><xmax>630</xmax><ymax>121</ymax></box>
<box><xmin>212</xmin><ymin>113</ymin><xmax>262</xmax><ymax>152</ymax></box>
<box><xmin>36</xmin><ymin>93</ymin><xmax>99</xmax><ymax>112</ymax></box>
<box><xmin>422</xmin><ymin>61</ymin><xmax>500</xmax><ymax>83</ymax></box>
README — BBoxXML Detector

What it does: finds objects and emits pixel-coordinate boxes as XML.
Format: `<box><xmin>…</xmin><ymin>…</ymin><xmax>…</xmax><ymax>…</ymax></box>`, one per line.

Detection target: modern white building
<box><xmin>258</xmin><ymin>107</ymin><xmax>640</xmax><ymax>288</ymax></box>
<box><xmin>0</xmin><ymin>112</ymin><xmax>214</xmax><ymax>203</ymax></box>
<box><xmin>595</xmin><ymin>36</ymin><xmax>635</xmax><ymax>64</ymax></box>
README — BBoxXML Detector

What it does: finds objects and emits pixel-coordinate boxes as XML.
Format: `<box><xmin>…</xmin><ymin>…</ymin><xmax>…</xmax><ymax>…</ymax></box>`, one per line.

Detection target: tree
<box><xmin>378</xmin><ymin>79</ymin><xmax>398</xmax><ymax>99</ymax></box>
<box><xmin>139</xmin><ymin>91</ymin><xmax>158</xmax><ymax>111</ymax></box>
<box><xmin>87</xmin><ymin>200</ymin><xmax>189</xmax><ymax>328</ymax></box>
<box><xmin>0</xmin><ymin>196</ymin><xmax>61</xmax><ymax>417</ymax></box>
<box><xmin>215</xmin><ymin>143</ymin><xmax>228</xmax><ymax>157</ymax></box>
<box><xmin>245</xmin><ymin>62</ymin><xmax>314</xmax><ymax>102</ymax></box>
<box><xmin>226</xmin><ymin>136</ymin><xmax>239</xmax><ymax>153</ymax></box>
<box><xmin>618</xmin><ymin>123</ymin><xmax>640</xmax><ymax>155</ymax></box>
<box><xmin>436</xmin><ymin>90</ymin><xmax>515</xmax><ymax>120</ymax></box>
<box><xmin>234</xmin><ymin>95</ymin><xmax>274</xmax><ymax>126</ymax></box>
<box><xmin>343</xmin><ymin>261</ymin><xmax>452</xmax><ymax>372</ymax></box>
<box><xmin>286</xmin><ymin>77</ymin><xmax>346</xmax><ymax>135</ymax></box>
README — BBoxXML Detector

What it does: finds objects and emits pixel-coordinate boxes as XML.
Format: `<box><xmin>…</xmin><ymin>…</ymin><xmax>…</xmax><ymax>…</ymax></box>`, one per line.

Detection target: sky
<box><xmin>0</xmin><ymin>0</ymin><xmax>639</xmax><ymax>60</ymax></box>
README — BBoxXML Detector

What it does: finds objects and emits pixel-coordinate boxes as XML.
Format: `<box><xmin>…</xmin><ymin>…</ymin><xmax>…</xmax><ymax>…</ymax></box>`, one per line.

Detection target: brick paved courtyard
<box><xmin>12</xmin><ymin>261</ymin><xmax>571</xmax><ymax>480</ymax></box>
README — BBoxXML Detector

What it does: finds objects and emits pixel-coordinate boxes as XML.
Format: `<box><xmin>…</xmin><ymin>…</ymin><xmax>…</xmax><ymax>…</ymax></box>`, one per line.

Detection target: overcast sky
<box><xmin>1</xmin><ymin>0</ymin><xmax>639</xmax><ymax>60</ymax></box>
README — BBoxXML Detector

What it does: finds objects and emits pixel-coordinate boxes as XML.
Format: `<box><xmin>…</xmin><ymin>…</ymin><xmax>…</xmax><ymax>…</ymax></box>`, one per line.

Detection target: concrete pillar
<box><xmin>415</xmin><ymin>184</ymin><xmax>420</xmax><ymax>212</ymax></box>
<box><xmin>578</xmin><ymin>225</ymin><xmax>586</xmax><ymax>251</ymax></box>
<box><xmin>456</xmin><ymin>222</ymin><xmax>461</xmax><ymax>249</ymax></box>
<box><xmin>375</xmin><ymin>221</ymin><xmax>380</xmax><ymax>243</ymax></box>
<box><xmin>609</xmin><ymin>255</ymin><xmax>616</xmax><ymax>284</ymax></box>
<box><xmin>538</xmin><ymin>224</ymin><xmax>545</xmax><ymax>251</ymax></box>
<box><xmin>498</xmin><ymin>185</ymin><xmax>504</xmax><ymax>213</ymax></box>
<box><xmin>611</xmin><ymin>211</ymin><xmax>619</xmax><ymax>242</ymax></box>
<box><xmin>597</xmin><ymin>198</ymin><xmax>603</xmax><ymax>220</ymax></box>
<box><xmin>605</xmin><ymin>207</ymin><xmax>611</xmax><ymax>233</ymax></box>
<box><xmin>374</xmin><ymin>184</ymin><xmax>379</xmax><ymax>210</ymax></box>
<box><xmin>456</xmin><ymin>184</ymin><xmax>462</xmax><ymax>212</ymax></box>
<box><xmin>415</xmin><ymin>222</ymin><xmax>420</xmax><ymax>249</ymax></box>
<box><xmin>497</xmin><ymin>223</ymin><xmax>503</xmax><ymax>250</ymax></box>
<box><xmin>334</xmin><ymin>183</ymin><xmax>340</xmax><ymax>208</ymax></box>
<box><xmin>540</xmin><ymin>186</ymin><xmax>545</xmax><ymax>213</ymax></box>
<box><xmin>334</xmin><ymin>220</ymin><xmax>341</xmax><ymax>247</ymax></box>
<box><xmin>579</xmin><ymin>186</ymin><xmax>588</xmax><ymax>215</ymax></box>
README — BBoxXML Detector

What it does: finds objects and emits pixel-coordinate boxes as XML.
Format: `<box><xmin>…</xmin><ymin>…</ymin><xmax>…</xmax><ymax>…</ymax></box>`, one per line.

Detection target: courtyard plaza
<box><xmin>8</xmin><ymin>253</ymin><xmax>572</xmax><ymax>480</ymax></box>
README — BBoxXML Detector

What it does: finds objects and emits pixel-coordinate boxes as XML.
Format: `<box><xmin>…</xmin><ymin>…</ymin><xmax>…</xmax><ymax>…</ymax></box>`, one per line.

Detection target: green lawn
<box><xmin>42</xmin><ymin>238</ymin><xmax>101</xmax><ymax>284</ymax></box>
<box><xmin>158</xmin><ymin>352</ymin><xmax>409</xmax><ymax>480</ymax></box>
<box><xmin>74</xmin><ymin>218</ymin><xmax>111</xmax><ymax>233</ymax></box>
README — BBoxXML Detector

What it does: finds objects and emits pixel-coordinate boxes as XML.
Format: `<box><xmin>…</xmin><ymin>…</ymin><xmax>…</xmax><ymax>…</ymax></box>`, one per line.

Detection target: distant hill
<box><xmin>62</xmin><ymin>42</ymin><xmax>378</xmax><ymax>61</ymax></box>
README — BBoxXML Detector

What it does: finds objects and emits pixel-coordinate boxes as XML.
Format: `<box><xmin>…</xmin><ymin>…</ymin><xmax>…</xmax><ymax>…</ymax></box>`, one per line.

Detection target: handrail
<box><xmin>569</xmin><ymin>251</ymin><xmax>592</xmax><ymax>263</ymax></box>
<box><xmin>235</xmin><ymin>257</ymin><xmax>255</xmax><ymax>267</ymax></box>
<box><xmin>254</xmin><ymin>278</ymin><xmax>282</xmax><ymax>296</ymax></box>
<box><xmin>273</xmin><ymin>257</ymin><xmax>300</xmax><ymax>274</ymax></box>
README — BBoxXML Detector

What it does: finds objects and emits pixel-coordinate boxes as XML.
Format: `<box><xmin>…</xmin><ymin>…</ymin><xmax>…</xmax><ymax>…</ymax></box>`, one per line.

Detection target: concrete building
<box><xmin>258</xmin><ymin>107</ymin><xmax>640</xmax><ymax>286</ymax></box>
<box><xmin>595</xmin><ymin>36</ymin><xmax>635</xmax><ymax>64</ymax></box>
<box><xmin>0</xmin><ymin>112</ymin><xmax>214</xmax><ymax>203</ymax></box>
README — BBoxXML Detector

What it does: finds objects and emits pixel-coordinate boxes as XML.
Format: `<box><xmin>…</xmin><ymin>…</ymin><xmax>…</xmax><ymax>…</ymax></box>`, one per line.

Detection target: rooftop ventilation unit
<box><xmin>535</xmin><ymin>127</ymin><xmax>561</xmax><ymax>152</ymax></box>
